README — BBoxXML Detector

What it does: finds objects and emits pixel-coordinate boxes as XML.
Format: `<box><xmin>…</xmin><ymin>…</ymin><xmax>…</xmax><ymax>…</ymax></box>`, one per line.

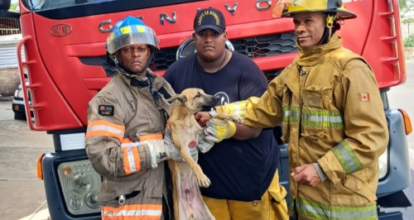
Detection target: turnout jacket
<box><xmin>85</xmin><ymin>69</ymin><xmax>175</xmax><ymax>219</ymax></box>
<box><xmin>217</xmin><ymin>35</ymin><xmax>388</xmax><ymax>220</ymax></box>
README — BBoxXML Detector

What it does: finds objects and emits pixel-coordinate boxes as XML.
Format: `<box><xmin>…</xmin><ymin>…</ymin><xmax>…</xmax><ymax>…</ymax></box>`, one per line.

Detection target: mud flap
<box><xmin>377</xmin><ymin>191</ymin><xmax>412</xmax><ymax>208</ymax></box>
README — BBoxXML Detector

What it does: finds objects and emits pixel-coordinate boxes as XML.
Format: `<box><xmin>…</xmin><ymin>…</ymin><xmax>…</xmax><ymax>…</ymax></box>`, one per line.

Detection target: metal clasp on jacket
<box><xmin>118</xmin><ymin>195</ymin><xmax>126</xmax><ymax>205</ymax></box>
<box><xmin>129</xmin><ymin>100</ymin><xmax>136</xmax><ymax>111</ymax></box>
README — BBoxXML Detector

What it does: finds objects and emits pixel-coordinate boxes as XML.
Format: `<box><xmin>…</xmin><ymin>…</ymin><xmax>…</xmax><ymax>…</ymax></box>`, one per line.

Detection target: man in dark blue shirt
<box><xmin>163</xmin><ymin>7</ymin><xmax>288</xmax><ymax>220</ymax></box>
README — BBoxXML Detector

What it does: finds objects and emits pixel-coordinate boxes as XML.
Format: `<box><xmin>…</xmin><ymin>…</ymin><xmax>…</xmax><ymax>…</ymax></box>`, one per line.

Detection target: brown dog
<box><xmin>167</xmin><ymin>88</ymin><xmax>242</xmax><ymax>220</ymax></box>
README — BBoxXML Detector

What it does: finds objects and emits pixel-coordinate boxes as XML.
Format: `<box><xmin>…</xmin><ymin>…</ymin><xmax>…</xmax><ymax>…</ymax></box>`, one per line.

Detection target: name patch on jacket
<box><xmin>98</xmin><ymin>105</ymin><xmax>114</xmax><ymax>116</ymax></box>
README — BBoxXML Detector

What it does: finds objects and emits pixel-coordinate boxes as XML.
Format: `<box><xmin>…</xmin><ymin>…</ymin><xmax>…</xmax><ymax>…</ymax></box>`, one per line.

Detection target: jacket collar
<box><xmin>116</xmin><ymin>68</ymin><xmax>154</xmax><ymax>88</ymax></box>
<box><xmin>116</xmin><ymin>68</ymin><xmax>176</xmax><ymax>115</ymax></box>
<box><xmin>296</xmin><ymin>34</ymin><xmax>342</xmax><ymax>66</ymax></box>
<box><xmin>284</xmin><ymin>34</ymin><xmax>342</xmax><ymax>100</ymax></box>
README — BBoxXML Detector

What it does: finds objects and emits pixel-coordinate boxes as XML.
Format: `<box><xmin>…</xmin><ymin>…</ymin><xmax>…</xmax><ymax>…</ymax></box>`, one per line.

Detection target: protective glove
<box><xmin>197</xmin><ymin>131</ymin><xmax>216</xmax><ymax>153</ymax></box>
<box><xmin>204</xmin><ymin>118</ymin><xmax>237</xmax><ymax>143</ymax></box>
<box><xmin>148</xmin><ymin>125</ymin><xmax>198</xmax><ymax>168</ymax></box>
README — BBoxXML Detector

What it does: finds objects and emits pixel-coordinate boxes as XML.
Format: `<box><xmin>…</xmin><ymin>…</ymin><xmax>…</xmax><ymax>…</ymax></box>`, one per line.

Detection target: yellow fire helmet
<box><xmin>273</xmin><ymin>0</ymin><xmax>356</xmax><ymax>27</ymax></box>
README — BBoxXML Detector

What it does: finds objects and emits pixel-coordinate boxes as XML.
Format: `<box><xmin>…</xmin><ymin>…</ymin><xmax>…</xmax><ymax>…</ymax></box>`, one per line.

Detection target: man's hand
<box><xmin>291</xmin><ymin>164</ymin><xmax>321</xmax><ymax>187</ymax></box>
<box><xmin>194</xmin><ymin>111</ymin><xmax>211</xmax><ymax>127</ymax></box>
<box><xmin>164</xmin><ymin>125</ymin><xmax>198</xmax><ymax>162</ymax></box>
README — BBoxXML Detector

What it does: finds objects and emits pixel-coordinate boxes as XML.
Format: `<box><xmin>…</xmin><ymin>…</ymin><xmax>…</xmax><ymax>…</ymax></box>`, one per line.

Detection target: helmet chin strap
<box><xmin>113</xmin><ymin>51</ymin><xmax>155</xmax><ymax>79</ymax></box>
<box><xmin>318</xmin><ymin>13</ymin><xmax>335</xmax><ymax>45</ymax></box>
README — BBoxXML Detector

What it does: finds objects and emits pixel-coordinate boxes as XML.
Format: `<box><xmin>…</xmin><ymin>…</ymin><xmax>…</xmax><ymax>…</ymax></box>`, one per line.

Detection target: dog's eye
<box><xmin>195</xmin><ymin>92</ymin><xmax>201</xmax><ymax>98</ymax></box>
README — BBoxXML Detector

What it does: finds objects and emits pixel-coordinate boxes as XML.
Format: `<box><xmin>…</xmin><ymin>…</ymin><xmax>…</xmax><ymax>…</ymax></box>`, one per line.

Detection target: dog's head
<box><xmin>167</xmin><ymin>88</ymin><xmax>219</xmax><ymax>113</ymax></box>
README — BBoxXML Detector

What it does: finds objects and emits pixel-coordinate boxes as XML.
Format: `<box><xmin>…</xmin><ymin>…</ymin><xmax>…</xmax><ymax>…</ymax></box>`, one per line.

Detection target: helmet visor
<box><xmin>272</xmin><ymin>0</ymin><xmax>356</xmax><ymax>20</ymax></box>
<box><xmin>106</xmin><ymin>25</ymin><xmax>160</xmax><ymax>54</ymax></box>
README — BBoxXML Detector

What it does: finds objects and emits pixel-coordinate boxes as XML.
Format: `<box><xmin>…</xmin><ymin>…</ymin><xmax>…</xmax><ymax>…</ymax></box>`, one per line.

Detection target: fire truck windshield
<box><xmin>22</xmin><ymin>0</ymin><xmax>204</xmax><ymax>19</ymax></box>
<box><xmin>26</xmin><ymin>0</ymin><xmax>117</xmax><ymax>11</ymax></box>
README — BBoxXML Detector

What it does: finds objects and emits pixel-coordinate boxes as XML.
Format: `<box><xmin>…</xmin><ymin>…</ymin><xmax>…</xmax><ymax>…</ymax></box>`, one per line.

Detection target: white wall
<box><xmin>0</xmin><ymin>34</ymin><xmax>25</xmax><ymax>69</ymax></box>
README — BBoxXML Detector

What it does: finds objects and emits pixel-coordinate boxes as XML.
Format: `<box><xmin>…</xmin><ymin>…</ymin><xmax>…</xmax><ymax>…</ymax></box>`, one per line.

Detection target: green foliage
<box><xmin>9</xmin><ymin>3</ymin><xmax>19</xmax><ymax>11</ymax></box>
<box><xmin>400</xmin><ymin>0</ymin><xmax>414</xmax><ymax>18</ymax></box>
<box><xmin>403</xmin><ymin>18</ymin><xmax>414</xmax><ymax>24</ymax></box>
<box><xmin>404</xmin><ymin>34</ymin><xmax>414</xmax><ymax>47</ymax></box>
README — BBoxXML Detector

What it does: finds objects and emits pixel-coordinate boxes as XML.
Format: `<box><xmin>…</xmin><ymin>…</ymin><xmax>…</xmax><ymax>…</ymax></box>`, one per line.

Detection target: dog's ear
<box><xmin>167</xmin><ymin>94</ymin><xmax>187</xmax><ymax>105</ymax></box>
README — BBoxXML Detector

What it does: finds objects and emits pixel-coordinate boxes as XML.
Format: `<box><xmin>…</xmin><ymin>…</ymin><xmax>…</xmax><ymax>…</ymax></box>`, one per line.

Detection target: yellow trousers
<box><xmin>203</xmin><ymin>171</ymin><xmax>288</xmax><ymax>220</ymax></box>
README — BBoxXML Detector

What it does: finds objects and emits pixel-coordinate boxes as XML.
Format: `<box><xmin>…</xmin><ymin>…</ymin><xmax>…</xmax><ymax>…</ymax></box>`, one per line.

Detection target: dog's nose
<box><xmin>213</xmin><ymin>95</ymin><xmax>220</xmax><ymax>103</ymax></box>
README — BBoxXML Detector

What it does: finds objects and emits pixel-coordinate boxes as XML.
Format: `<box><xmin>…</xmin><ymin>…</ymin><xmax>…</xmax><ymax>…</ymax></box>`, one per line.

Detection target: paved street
<box><xmin>0</xmin><ymin>97</ymin><xmax>53</xmax><ymax>220</ymax></box>
<box><xmin>0</xmin><ymin>61</ymin><xmax>413</xmax><ymax>220</ymax></box>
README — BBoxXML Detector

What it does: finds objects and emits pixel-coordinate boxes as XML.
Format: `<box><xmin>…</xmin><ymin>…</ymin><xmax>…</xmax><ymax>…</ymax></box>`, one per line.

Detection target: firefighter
<box><xmin>198</xmin><ymin>0</ymin><xmax>389</xmax><ymax>219</ymax></box>
<box><xmin>85</xmin><ymin>16</ymin><xmax>196</xmax><ymax>220</ymax></box>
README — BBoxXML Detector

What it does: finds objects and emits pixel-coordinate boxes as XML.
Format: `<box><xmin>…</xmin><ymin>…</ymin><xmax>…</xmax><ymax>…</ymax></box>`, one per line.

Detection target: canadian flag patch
<box><xmin>359</xmin><ymin>93</ymin><xmax>371</xmax><ymax>102</ymax></box>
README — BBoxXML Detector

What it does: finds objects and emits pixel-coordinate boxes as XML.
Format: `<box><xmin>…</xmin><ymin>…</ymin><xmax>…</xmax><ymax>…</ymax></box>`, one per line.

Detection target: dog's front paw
<box><xmin>196</xmin><ymin>173</ymin><xmax>211</xmax><ymax>187</ymax></box>
<box><xmin>229</xmin><ymin>115</ymin><xmax>244</xmax><ymax>124</ymax></box>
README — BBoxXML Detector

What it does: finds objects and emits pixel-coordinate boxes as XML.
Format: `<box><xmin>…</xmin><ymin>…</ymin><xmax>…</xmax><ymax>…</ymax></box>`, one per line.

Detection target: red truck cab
<box><xmin>0</xmin><ymin>0</ymin><xmax>411</xmax><ymax>219</ymax></box>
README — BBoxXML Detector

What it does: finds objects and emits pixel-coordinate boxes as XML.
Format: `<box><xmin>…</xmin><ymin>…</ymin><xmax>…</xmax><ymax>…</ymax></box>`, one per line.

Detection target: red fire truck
<box><xmin>1</xmin><ymin>0</ymin><xmax>412</xmax><ymax>219</ymax></box>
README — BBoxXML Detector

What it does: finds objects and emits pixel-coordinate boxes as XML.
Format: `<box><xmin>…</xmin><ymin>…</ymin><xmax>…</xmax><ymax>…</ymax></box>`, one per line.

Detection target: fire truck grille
<box><xmin>80</xmin><ymin>32</ymin><xmax>297</xmax><ymax>74</ymax></box>
<box><xmin>150</xmin><ymin>32</ymin><xmax>297</xmax><ymax>71</ymax></box>
<box><xmin>232</xmin><ymin>32</ymin><xmax>297</xmax><ymax>58</ymax></box>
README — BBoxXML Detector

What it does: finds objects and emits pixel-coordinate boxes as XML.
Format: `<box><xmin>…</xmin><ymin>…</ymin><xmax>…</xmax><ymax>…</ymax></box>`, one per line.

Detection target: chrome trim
<box><xmin>225</xmin><ymin>2</ymin><xmax>238</xmax><ymax>15</ymax></box>
<box><xmin>160</xmin><ymin>12</ymin><xmax>177</xmax><ymax>25</ymax></box>
<box><xmin>99</xmin><ymin>20</ymin><xmax>112</xmax><ymax>33</ymax></box>
<box><xmin>256</xmin><ymin>0</ymin><xmax>272</xmax><ymax>10</ymax></box>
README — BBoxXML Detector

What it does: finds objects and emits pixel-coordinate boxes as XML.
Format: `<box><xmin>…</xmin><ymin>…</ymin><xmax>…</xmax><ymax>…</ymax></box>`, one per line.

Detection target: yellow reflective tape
<box><xmin>109</xmin><ymin>33</ymin><xmax>115</xmax><ymax>41</ymax></box>
<box><xmin>137</xmin><ymin>25</ymin><xmax>145</xmax><ymax>33</ymax></box>
<box><xmin>120</xmin><ymin>26</ymin><xmax>131</xmax><ymax>34</ymax></box>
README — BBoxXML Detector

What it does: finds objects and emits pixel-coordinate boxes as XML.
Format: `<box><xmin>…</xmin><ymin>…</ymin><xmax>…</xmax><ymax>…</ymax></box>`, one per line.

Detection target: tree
<box><xmin>400</xmin><ymin>0</ymin><xmax>414</xmax><ymax>19</ymax></box>
<box><xmin>9</xmin><ymin>3</ymin><xmax>18</xmax><ymax>11</ymax></box>
<box><xmin>403</xmin><ymin>18</ymin><xmax>414</xmax><ymax>36</ymax></box>
<box><xmin>404</xmin><ymin>34</ymin><xmax>414</xmax><ymax>47</ymax></box>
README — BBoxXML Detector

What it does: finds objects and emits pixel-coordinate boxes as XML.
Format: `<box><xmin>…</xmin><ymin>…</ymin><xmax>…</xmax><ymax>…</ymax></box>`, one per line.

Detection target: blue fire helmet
<box><xmin>106</xmin><ymin>16</ymin><xmax>160</xmax><ymax>54</ymax></box>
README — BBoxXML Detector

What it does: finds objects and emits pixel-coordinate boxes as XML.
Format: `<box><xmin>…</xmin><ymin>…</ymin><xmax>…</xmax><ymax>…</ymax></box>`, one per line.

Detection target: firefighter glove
<box><xmin>204</xmin><ymin>118</ymin><xmax>237</xmax><ymax>143</ymax></box>
<box><xmin>197</xmin><ymin>131</ymin><xmax>216</xmax><ymax>153</ymax></box>
<box><xmin>148</xmin><ymin>125</ymin><xmax>198</xmax><ymax>168</ymax></box>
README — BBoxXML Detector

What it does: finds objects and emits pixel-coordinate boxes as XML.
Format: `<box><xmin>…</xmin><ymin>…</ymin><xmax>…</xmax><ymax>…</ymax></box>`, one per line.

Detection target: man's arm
<box><xmin>85</xmin><ymin>96</ymin><xmax>185</xmax><ymax>178</ymax></box>
<box><xmin>195</xmin><ymin>111</ymin><xmax>261</xmax><ymax>140</ymax></box>
<box><xmin>201</xmin><ymin>61</ymin><xmax>286</xmax><ymax>143</ymax></box>
<box><xmin>317</xmin><ymin>60</ymin><xmax>389</xmax><ymax>184</ymax></box>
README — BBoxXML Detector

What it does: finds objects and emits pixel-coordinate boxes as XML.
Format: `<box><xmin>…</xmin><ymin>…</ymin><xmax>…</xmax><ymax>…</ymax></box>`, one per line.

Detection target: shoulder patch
<box><xmin>98</xmin><ymin>105</ymin><xmax>114</xmax><ymax>116</ymax></box>
<box><xmin>358</xmin><ymin>93</ymin><xmax>371</xmax><ymax>102</ymax></box>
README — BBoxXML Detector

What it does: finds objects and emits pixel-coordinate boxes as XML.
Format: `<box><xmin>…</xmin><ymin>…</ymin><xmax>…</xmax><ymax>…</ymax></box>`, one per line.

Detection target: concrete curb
<box><xmin>18</xmin><ymin>208</ymin><xmax>49</xmax><ymax>220</ymax></box>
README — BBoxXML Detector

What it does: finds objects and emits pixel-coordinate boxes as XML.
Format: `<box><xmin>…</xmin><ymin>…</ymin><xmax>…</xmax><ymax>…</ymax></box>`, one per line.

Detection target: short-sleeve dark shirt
<box><xmin>164</xmin><ymin>52</ymin><xmax>280</xmax><ymax>201</ymax></box>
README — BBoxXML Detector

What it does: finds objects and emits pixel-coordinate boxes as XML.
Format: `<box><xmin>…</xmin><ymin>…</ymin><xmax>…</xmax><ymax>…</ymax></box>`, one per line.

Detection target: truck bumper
<box><xmin>42</xmin><ymin>150</ymin><xmax>100</xmax><ymax>220</ymax></box>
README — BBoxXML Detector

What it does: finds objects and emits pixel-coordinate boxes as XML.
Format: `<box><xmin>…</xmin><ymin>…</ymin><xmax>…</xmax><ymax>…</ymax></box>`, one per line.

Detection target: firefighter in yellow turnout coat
<box><xmin>200</xmin><ymin>1</ymin><xmax>389</xmax><ymax>219</ymax></box>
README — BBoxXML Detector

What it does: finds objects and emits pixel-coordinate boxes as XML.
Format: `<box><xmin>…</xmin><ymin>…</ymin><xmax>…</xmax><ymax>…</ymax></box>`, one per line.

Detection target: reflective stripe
<box><xmin>222</xmin><ymin>101</ymin><xmax>246</xmax><ymax>119</ymax></box>
<box><xmin>120</xmin><ymin>26</ymin><xmax>131</xmax><ymax>34</ymax></box>
<box><xmin>86</xmin><ymin>120</ymin><xmax>125</xmax><ymax>141</ymax></box>
<box><xmin>102</xmin><ymin>204</ymin><xmax>162</xmax><ymax>220</ymax></box>
<box><xmin>295</xmin><ymin>198</ymin><xmax>377</xmax><ymax>220</ymax></box>
<box><xmin>121</xmin><ymin>139</ymin><xmax>143</xmax><ymax>175</ymax></box>
<box><xmin>139</xmin><ymin>134</ymin><xmax>163</xmax><ymax>142</ymax></box>
<box><xmin>333</xmin><ymin>141</ymin><xmax>363</xmax><ymax>174</ymax></box>
<box><xmin>301</xmin><ymin>109</ymin><xmax>343</xmax><ymax>128</ymax></box>
<box><xmin>283</xmin><ymin>106</ymin><xmax>343</xmax><ymax>128</ymax></box>
<box><xmin>283</xmin><ymin>106</ymin><xmax>300</xmax><ymax>123</ymax></box>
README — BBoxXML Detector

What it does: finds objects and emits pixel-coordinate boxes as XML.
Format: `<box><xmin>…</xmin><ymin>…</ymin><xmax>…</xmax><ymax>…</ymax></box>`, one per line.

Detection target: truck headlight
<box><xmin>378</xmin><ymin>148</ymin><xmax>389</xmax><ymax>179</ymax></box>
<box><xmin>58</xmin><ymin>160</ymin><xmax>102</xmax><ymax>215</ymax></box>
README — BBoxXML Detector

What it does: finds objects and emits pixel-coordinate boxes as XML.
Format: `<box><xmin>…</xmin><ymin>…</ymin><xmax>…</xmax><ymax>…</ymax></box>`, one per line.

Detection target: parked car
<box><xmin>12</xmin><ymin>81</ymin><xmax>32</xmax><ymax>120</ymax></box>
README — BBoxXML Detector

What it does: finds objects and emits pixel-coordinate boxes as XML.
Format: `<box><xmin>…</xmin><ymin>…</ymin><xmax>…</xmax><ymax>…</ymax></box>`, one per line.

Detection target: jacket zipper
<box><xmin>296</xmin><ymin>66</ymin><xmax>309</xmax><ymax>197</ymax></box>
